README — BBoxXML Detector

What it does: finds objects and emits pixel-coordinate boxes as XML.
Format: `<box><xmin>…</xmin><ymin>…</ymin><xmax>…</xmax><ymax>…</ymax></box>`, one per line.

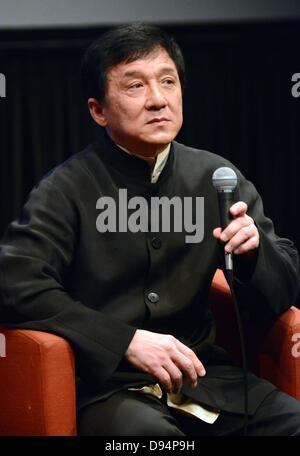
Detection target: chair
<box><xmin>0</xmin><ymin>269</ymin><xmax>299</xmax><ymax>435</ymax></box>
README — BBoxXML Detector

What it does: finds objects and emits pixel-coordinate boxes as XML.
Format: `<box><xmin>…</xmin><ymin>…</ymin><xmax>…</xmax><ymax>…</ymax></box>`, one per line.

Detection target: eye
<box><xmin>128</xmin><ymin>82</ymin><xmax>144</xmax><ymax>90</ymax></box>
<box><xmin>162</xmin><ymin>78</ymin><xmax>175</xmax><ymax>86</ymax></box>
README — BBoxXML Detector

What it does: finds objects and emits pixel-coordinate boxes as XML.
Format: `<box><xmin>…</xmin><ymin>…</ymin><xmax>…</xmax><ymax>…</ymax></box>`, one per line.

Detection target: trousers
<box><xmin>77</xmin><ymin>389</ymin><xmax>300</xmax><ymax>436</ymax></box>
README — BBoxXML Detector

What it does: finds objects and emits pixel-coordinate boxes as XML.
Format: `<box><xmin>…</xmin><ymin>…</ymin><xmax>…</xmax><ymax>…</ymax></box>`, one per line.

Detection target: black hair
<box><xmin>81</xmin><ymin>23</ymin><xmax>185</xmax><ymax>102</ymax></box>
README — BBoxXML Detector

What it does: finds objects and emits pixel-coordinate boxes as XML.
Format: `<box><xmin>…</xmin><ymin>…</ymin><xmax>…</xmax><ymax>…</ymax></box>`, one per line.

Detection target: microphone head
<box><xmin>212</xmin><ymin>167</ymin><xmax>238</xmax><ymax>192</ymax></box>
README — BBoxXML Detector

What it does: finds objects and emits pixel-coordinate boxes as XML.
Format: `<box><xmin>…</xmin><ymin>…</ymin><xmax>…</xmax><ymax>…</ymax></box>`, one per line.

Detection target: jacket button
<box><xmin>147</xmin><ymin>292</ymin><xmax>159</xmax><ymax>303</ymax></box>
<box><xmin>151</xmin><ymin>237</ymin><xmax>162</xmax><ymax>249</ymax></box>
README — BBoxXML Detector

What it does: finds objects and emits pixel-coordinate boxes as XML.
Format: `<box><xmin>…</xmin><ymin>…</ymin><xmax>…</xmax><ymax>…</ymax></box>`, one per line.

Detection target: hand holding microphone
<box><xmin>212</xmin><ymin>167</ymin><xmax>259</xmax><ymax>272</ymax></box>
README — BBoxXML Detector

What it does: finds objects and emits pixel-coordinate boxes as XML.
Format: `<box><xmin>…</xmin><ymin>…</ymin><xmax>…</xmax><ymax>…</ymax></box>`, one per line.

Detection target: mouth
<box><xmin>147</xmin><ymin>117</ymin><xmax>170</xmax><ymax>124</ymax></box>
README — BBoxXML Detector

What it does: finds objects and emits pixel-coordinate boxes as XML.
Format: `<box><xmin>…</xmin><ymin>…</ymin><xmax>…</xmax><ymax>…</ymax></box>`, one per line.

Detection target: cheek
<box><xmin>174</xmin><ymin>98</ymin><xmax>183</xmax><ymax>123</ymax></box>
<box><xmin>106</xmin><ymin>95</ymin><xmax>127</xmax><ymax>117</ymax></box>
<box><xmin>171</xmin><ymin>92</ymin><xmax>183</xmax><ymax>111</ymax></box>
<box><xmin>115</xmin><ymin>101</ymin><xmax>143</xmax><ymax>123</ymax></box>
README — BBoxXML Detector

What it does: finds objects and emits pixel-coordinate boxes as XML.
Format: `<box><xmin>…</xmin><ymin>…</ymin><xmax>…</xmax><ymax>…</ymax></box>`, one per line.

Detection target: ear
<box><xmin>87</xmin><ymin>98</ymin><xmax>108</xmax><ymax>127</ymax></box>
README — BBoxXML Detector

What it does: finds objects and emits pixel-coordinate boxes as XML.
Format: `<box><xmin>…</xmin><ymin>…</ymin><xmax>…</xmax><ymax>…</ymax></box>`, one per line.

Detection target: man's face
<box><xmin>89</xmin><ymin>47</ymin><xmax>183</xmax><ymax>157</ymax></box>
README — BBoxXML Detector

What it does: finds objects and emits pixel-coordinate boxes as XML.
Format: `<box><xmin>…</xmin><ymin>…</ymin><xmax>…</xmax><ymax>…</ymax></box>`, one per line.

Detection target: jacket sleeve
<box><xmin>228</xmin><ymin>169</ymin><xmax>300</xmax><ymax>322</ymax></box>
<box><xmin>0</xmin><ymin>177</ymin><xmax>137</xmax><ymax>388</ymax></box>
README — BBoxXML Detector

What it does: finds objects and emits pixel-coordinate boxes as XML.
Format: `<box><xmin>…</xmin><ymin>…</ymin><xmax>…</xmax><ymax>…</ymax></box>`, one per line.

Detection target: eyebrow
<box><xmin>122</xmin><ymin>66</ymin><xmax>178</xmax><ymax>80</ymax></box>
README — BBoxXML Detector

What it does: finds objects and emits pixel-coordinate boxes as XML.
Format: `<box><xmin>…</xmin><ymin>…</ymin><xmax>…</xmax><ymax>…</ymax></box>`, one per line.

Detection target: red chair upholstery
<box><xmin>0</xmin><ymin>329</ymin><xmax>76</xmax><ymax>435</ymax></box>
<box><xmin>209</xmin><ymin>269</ymin><xmax>300</xmax><ymax>400</ymax></box>
<box><xmin>0</xmin><ymin>269</ymin><xmax>299</xmax><ymax>435</ymax></box>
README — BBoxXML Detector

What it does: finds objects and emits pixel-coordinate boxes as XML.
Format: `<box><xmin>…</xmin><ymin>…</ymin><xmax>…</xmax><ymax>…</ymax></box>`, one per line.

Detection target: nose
<box><xmin>145</xmin><ymin>83</ymin><xmax>167</xmax><ymax>110</ymax></box>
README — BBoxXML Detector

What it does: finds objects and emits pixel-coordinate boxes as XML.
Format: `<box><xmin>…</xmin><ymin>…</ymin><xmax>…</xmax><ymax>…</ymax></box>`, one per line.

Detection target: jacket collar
<box><xmin>94</xmin><ymin>129</ymin><xmax>174</xmax><ymax>185</ymax></box>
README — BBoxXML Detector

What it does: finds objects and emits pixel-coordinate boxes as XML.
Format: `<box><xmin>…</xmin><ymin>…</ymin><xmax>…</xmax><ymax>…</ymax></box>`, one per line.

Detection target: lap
<box><xmin>188</xmin><ymin>390</ymin><xmax>300</xmax><ymax>436</ymax></box>
<box><xmin>77</xmin><ymin>390</ymin><xmax>185</xmax><ymax>436</ymax></box>
<box><xmin>77</xmin><ymin>389</ymin><xmax>300</xmax><ymax>436</ymax></box>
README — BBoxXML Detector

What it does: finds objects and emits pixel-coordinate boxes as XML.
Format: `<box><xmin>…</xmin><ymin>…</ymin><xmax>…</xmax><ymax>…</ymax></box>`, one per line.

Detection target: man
<box><xmin>0</xmin><ymin>23</ymin><xmax>300</xmax><ymax>436</ymax></box>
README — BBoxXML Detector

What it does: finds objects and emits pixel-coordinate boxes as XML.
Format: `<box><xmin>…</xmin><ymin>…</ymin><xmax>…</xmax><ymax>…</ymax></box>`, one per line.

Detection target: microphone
<box><xmin>212</xmin><ymin>167</ymin><xmax>248</xmax><ymax>435</ymax></box>
<box><xmin>212</xmin><ymin>167</ymin><xmax>238</xmax><ymax>273</ymax></box>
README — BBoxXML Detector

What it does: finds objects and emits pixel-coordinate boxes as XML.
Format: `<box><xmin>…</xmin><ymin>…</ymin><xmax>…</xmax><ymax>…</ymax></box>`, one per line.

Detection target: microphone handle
<box><xmin>217</xmin><ymin>191</ymin><xmax>234</xmax><ymax>230</ymax></box>
<box><xmin>217</xmin><ymin>191</ymin><xmax>234</xmax><ymax>273</ymax></box>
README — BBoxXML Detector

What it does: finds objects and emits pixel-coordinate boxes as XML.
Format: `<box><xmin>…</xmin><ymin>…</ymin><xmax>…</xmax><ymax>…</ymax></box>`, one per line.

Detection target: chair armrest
<box><xmin>0</xmin><ymin>328</ymin><xmax>77</xmax><ymax>435</ymax></box>
<box><xmin>209</xmin><ymin>269</ymin><xmax>300</xmax><ymax>400</ymax></box>
<box><xmin>258</xmin><ymin>306</ymin><xmax>300</xmax><ymax>400</ymax></box>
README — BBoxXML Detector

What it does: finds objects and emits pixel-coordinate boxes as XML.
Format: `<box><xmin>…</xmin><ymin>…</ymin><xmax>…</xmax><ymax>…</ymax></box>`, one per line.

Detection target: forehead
<box><xmin>107</xmin><ymin>48</ymin><xmax>178</xmax><ymax>82</ymax></box>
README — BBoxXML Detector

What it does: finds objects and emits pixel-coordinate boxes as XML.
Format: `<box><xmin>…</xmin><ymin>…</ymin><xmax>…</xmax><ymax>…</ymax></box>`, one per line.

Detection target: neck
<box><xmin>105</xmin><ymin>128</ymin><xmax>168</xmax><ymax>162</ymax></box>
<box><xmin>116</xmin><ymin>142</ymin><xmax>170</xmax><ymax>170</ymax></box>
<box><xmin>130</xmin><ymin>152</ymin><xmax>157</xmax><ymax>170</ymax></box>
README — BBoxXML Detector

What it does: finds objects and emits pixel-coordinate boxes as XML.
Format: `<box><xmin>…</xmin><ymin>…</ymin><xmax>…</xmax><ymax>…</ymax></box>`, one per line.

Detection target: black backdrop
<box><xmin>0</xmin><ymin>20</ymin><xmax>300</xmax><ymax>253</ymax></box>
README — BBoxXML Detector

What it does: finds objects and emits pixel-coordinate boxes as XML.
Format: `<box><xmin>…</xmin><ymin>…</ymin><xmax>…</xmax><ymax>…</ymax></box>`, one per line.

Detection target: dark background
<box><xmin>0</xmin><ymin>20</ymin><xmax>300</xmax><ymax>255</ymax></box>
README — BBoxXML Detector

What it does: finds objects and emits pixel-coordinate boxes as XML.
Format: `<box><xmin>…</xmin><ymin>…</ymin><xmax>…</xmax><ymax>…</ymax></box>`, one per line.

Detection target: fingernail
<box><xmin>200</xmin><ymin>369</ymin><xmax>206</xmax><ymax>376</ymax></box>
<box><xmin>192</xmin><ymin>381</ymin><xmax>198</xmax><ymax>388</ymax></box>
<box><xmin>221</xmin><ymin>233</ymin><xmax>227</xmax><ymax>242</ymax></box>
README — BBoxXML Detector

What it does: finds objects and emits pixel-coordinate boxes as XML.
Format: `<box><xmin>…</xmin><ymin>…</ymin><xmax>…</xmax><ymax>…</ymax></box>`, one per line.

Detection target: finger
<box><xmin>233</xmin><ymin>235</ymin><xmax>259</xmax><ymax>255</ymax></box>
<box><xmin>171</xmin><ymin>351</ymin><xmax>199</xmax><ymax>387</ymax></box>
<box><xmin>156</xmin><ymin>367</ymin><xmax>173</xmax><ymax>394</ymax></box>
<box><xmin>161</xmin><ymin>361</ymin><xmax>183</xmax><ymax>393</ymax></box>
<box><xmin>213</xmin><ymin>227</ymin><xmax>222</xmax><ymax>239</ymax></box>
<box><xmin>220</xmin><ymin>216</ymin><xmax>253</xmax><ymax>243</ymax></box>
<box><xmin>224</xmin><ymin>225</ymin><xmax>258</xmax><ymax>253</ymax></box>
<box><xmin>229</xmin><ymin>201</ymin><xmax>248</xmax><ymax>217</ymax></box>
<box><xmin>174</xmin><ymin>340</ymin><xmax>206</xmax><ymax>378</ymax></box>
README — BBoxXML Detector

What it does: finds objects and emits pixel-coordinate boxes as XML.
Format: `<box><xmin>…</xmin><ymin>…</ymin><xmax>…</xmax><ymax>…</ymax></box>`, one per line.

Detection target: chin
<box><xmin>145</xmin><ymin>132</ymin><xmax>177</xmax><ymax>145</ymax></box>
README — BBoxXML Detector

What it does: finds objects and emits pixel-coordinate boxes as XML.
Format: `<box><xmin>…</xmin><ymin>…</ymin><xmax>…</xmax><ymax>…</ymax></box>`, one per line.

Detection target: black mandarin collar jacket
<box><xmin>0</xmin><ymin>131</ymin><xmax>299</xmax><ymax>413</ymax></box>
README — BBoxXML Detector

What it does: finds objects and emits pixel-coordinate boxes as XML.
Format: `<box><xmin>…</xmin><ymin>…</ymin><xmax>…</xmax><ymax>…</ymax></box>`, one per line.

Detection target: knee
<box><xmin>119</xmin><ymin>416</ymin><xmax>185</xmax><ymax>436</ymax></box>
<box><xmin>288</xmin><ymin>413</ymin><xmax>300</xmax><ymax>436</ymax></box>
<box><xmin>78</xmin><ymin>407</ymin><xmax>184</xmax><ymax>436</ymax></box>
